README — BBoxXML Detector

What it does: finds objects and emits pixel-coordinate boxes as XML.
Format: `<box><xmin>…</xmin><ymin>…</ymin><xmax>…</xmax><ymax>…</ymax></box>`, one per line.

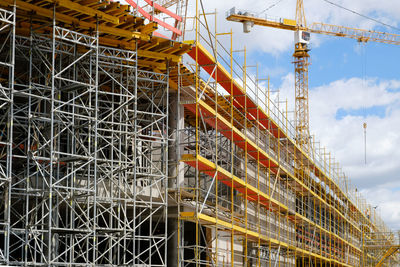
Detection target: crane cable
<box><xmin>359</xmin><ymin>42</ymin><xmax>367</xmax><ymax>165</ymax></box>
<box><xmin>321</xmin><ymin>0</ymin><xmax>400</xmax><ymax>32</ymax></box>
<box><xmin>258</xmin><ymin>0</ymin><xmax>286</xmax><ymax>15</ymax></box>
<box><xmin>363</xmin><ymin>122</ymin><xmax>367</xmax><ymax>165</ymax></box>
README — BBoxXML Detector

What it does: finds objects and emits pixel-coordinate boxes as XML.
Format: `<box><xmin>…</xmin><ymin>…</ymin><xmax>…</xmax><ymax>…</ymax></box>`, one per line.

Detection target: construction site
<box><xmin>0</xmin><ymin>0</ymin><xmax>399</xmax><ymax>266</ymax></box>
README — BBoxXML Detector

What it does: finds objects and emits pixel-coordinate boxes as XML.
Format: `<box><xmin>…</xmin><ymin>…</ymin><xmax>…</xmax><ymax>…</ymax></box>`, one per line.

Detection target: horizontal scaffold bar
<box><xmin>181</xmin><ymin>154</ymin><xmax>287</xmax><ymax>212</ymax></box>
<box><xmin>185</xmin><ymin>41</ymin><xmax>368</xmax><ymax>232</ymax></box>
<box><xmin>181</xmin><ymin>153</ymin><xmax>361</xmax><ymax>253</ymax></box>
<box><xmin>179</xmin><ymin>212</ymin><xmax>354</xmax><ymax>267</ymax></box>
<box><xmin>184</xmin><ymin>98</ymin><xmax>361</xmax><ymax>234</ymax></box>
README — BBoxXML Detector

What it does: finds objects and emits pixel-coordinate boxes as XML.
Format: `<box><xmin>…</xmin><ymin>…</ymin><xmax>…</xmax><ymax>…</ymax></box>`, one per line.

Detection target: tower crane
<box><xmin>226</xmin><ymin>0</ymin><xmax>400</xmax><ymax>151</ymax></box>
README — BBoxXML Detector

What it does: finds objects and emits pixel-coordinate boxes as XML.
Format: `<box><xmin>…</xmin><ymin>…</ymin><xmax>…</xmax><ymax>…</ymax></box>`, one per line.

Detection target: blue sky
<box><xmin>335</xmin><ymin>105</ymin><xmax>387</xmax><ymax>120</ymax></box>
<box><xmin>180</xmin><ymin>0</ymin><xmax>400</xmax><ymax>229</ymax></box>
<box><xmin>241</xmin><ymin>31</ymin><xmax>400</xmax><ymax>88</ymax></box>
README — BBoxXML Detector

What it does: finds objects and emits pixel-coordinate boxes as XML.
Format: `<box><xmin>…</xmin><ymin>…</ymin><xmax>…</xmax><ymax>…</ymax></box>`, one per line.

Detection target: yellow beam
<box><xmin>138</xmin><ymin>49</ymin><xmax>180</xmax><ymax>62</ymax></box>
<box><xmin>183</xmin><ymin>153</ymin><xmax>359</xmax><ymax>254</ymax></box>
<box><xmin>5</xmin><ymin>0</ymin><xmax>150</xmax><ymax>41</ymax></box>
<box><xmin>226</xmin><ymin>14</ymin><xmax>302</xmax><ymax>31</ymax></box>
<box><xmin>190</xmin><ymin>99</ymin><xmax>361</xmax><ymax>233</ymax></box>
<box><xmin>14</xmin><ymin>21</ymin><xmax>182</xmax><ymax>66</ymax></box>
<box><xmin>179</xmin><ymin>212</ymin><xmax>287</xmax><ymax>247</ymax></box>
<box><xmin>137</xmin><ymin>59</ymin><xmax>167</xmax><ymax>70</ymax></box>
<box><xmin>180</xmin><ymin>212</ymin><xmax>356</xmax><ymax>266</ymax></box>
<box><xmin>196</xmin><ymin>40</ymin><xmax>364</xmax><ymax>231</ymax></box>
<box><xmin>375</xmin><ymin>246</ymin><xmax>400</xmax><ymax>267</ymax></box>
<box><xmin>98</xmin><ymin>37</ymin><xmax>183</xmax><ymax>62</ymax></box>
<box><xmin>310</xmin><ymin>22</ymin><xmax>400</xmax><ymax>46</ymax></box>
<box><xmin>44</xmin><ymin>0</ymin><xmax>120</xmax><ymax>24</ymax></box>
<box><xmin>181</xmin><ymin>153</ymin><xmax>288</xmax><ymax>212</ymax></box>
<box><xmin>139</xmin><ymin>21</ymin><xmax>158</xmax><ymax>35</ymax></box>
<box><xmin>296</xmin><ymin>212</ymin><xmax>361</xmax><ymax>253</ymax></box>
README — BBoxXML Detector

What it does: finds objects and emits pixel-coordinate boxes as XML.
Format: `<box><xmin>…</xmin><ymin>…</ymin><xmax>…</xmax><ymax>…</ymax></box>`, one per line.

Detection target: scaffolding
<box><xmin>174</xmin><ymin>2</ymin><xmax>400</xmax><ymax>266</ymax></box>
<box><xmin>364</xmin><ymin>231</ymin><xmax>400</xmax><ymax>266</ymax></box>
<box><xmin>0</xmin><ymin>4</ymin><xmax>15</xmax><ymax>264</ymax></box>
<box><xmin>0</xmin><ymin>0</ymin><xmax>191</xmax><ymax>265</ymax></box>
<box><xmin>0</xmin><ymin>0</ymin><xmax>398</xmax><ymax>266</ymax></box>
<box><xmin>9</xmin><ymin>26</ymin><xmax>169</xmax><ymax>266</ymax></box>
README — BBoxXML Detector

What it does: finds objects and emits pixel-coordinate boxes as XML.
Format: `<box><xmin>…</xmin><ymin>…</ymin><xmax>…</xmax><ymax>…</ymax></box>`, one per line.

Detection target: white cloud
<box><xmin>361</xmin><ymin>187</ymin><xmax>400</xmax><ymax>230</ymax></box>
<box><xmin>310</xmin><ymin>78</ymin><xmax>400</xmax><ymax>229</ymax></box>
<box><xmin>308</xmin><ymin>77</ymin><xmax>400</xmax><ymax>175</ymax></box>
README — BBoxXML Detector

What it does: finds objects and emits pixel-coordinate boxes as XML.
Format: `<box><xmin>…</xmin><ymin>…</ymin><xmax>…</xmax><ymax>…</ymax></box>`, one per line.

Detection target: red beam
<box><xmin>153</xmin><ymin>31</ymin><xmax>168</xmax><ymax>38</ymax></box>
<box><xmin>182</xmin><ymin>155</ymin><xmax>282</xmax><ymax>212</ymax></box>
<box><xmin>183</xmin><ymin>101</ymin><xmax>279</xmax><ymax>173</ymax></box>
<box><xmin>186</xmin><ymin>45</ymin><xmax>283</xmax><ymax>139</ymax></box>
<box><xmin>125</xmin><ymin>0</ymin><xmax>182</xmax><ymax>36</ymax></box>
<box><xmin>143</xmin><ymin>0</ymin><xmax>182</xmax><ymax>22</ymax></box>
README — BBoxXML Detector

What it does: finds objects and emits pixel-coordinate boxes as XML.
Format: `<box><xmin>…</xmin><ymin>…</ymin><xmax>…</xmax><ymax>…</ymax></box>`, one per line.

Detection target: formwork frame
<box><xmin>0</xmin><ymin>4</ymin><xmax>15</xmax><ymax>265</ymax></box>
<box><xmin>2</xmin><ymin>5</ymin><xmax>170</xmax><ymax>265</ymax></box>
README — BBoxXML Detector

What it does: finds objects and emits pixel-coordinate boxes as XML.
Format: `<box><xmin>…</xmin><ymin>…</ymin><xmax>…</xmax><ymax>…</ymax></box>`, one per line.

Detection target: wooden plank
<box><xmin>6</xmin><ymin>0</ymin><xmax>150</xmax><ymax>41</ymax></box>
<box><xmin>43</xmin><ymin>0</ymin><xmax>119</xmax><ymax>24</ymax></box>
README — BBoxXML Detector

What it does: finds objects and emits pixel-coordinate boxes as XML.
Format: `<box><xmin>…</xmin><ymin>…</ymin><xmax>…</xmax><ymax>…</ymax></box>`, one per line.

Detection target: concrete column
<box><xmin>168</xmin><ymin>92</ymin><xmax>185</xmax><ymax>188</ymax></box>
<box><xmin>167</xmin><ymin>92</ymin><xmax>185</xmax><ymax>266</ymax></box>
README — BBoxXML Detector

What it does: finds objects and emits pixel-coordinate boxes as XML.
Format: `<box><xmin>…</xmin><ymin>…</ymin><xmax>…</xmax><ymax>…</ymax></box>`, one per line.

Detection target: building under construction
<box><xmin>0</xmin><ymin>0</ymin><xmax>398</xmax><ymax>266</ymax></box>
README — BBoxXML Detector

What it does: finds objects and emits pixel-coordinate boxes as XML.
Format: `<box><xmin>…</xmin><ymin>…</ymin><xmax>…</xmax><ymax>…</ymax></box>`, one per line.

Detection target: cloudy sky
<box><xmin>139</xmin><ymin>0</ymin><xmax>400</xmax><ymax>230</ymax></box>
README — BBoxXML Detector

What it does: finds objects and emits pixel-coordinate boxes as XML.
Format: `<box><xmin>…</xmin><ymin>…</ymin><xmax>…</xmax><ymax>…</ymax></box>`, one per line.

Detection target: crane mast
<box><xmin>296</xmin><ymin>0</ymin><xmax>307</xmax><ymax>27</ymax></box>
<box><xmin>293</xmin><ymin>38</ymin><xmax>311</xmax><ymax>149</ymax></box>
<box><xmin>226</xmin><ymin>1</ymin><xmax>312</xmax><ymax>149</ymax></box>
<box><xmin>294</xmin><ymin>0</ymin><xmax>311</xmax><ymax>149</ymax></box>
